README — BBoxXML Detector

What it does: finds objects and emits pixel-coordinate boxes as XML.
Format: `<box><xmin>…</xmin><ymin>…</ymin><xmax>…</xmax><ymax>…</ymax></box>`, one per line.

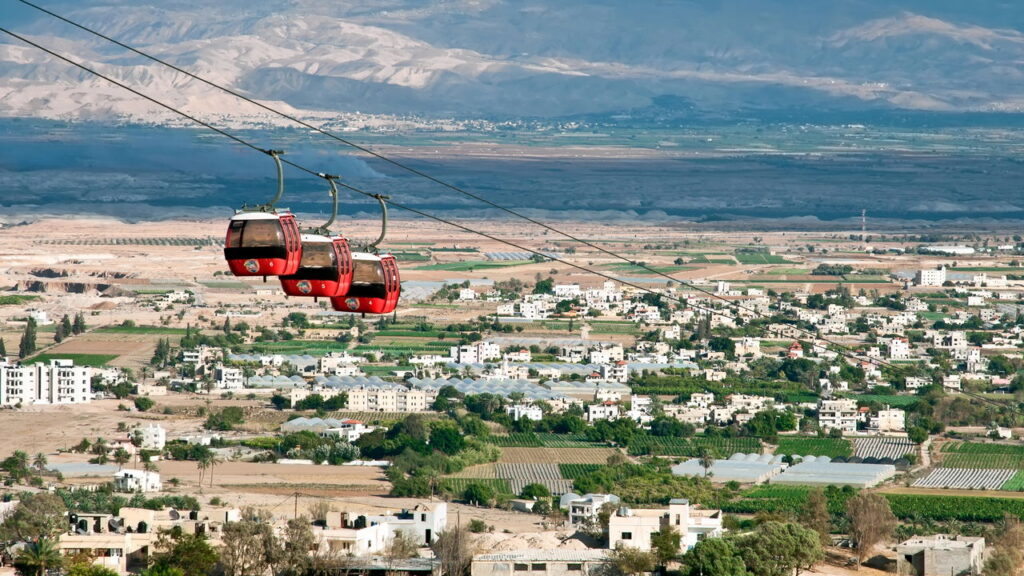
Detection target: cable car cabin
<box><xmin>330</xmin><ymin>253</ymin><xmax>400</xmax><ymax>315</ymax></box>
<box><xmin>224</xmin><ymin>212</ymin><xmax>302</xmax><ymax>277</ymax></box>
<box><xmin>279</xmin><ymin>235</ymin><xmax>353</xmax><ymax>298</ymax></box>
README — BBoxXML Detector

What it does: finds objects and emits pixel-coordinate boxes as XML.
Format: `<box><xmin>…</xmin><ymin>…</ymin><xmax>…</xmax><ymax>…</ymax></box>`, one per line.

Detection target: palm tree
<box><xmin>196</xmin><ymin>456</ymin><xmax>211</xmax><ymax>486</ymax></box>
<box><xmin>113</xmin><ymin>447</ymin><xmax>131</xmax><ymax>471</ymax></box>
<box><xmin>32</xmin><ymin>452</ymin><xmax>48</xmax><ymax>472</ymax></box>
<box><xmin>14</xmin><ymin>537</ymin><xmax>62</xmax><ymax>576</ymax></box>
<box><xmin>207</xmin><ymin>454</ymin><xmax>224</xmax><ymax>488</ymax></box>
<box><xmin>698</xmin><ymin>447</ymin><xmax>714</xmax><ymax>478</ymax></box>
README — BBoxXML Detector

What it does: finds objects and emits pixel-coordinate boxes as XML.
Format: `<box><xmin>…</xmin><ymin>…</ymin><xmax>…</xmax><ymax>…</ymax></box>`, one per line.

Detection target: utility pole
<box><xmin>861</xmin><ymin>209</ymin><xmax>867</xmax><ymax>251</ymax></box>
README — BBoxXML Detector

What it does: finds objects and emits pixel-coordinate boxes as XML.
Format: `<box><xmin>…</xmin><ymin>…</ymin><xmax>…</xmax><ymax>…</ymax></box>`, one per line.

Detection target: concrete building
<box><xmin>507</xmin><ymin>404</ymin><xmax>544</xmax><ymax>421</ymax></box>
<box><xmin>562</xmin><ymin>493</ymin><xmax>620</xmax><ymax>526</ymax></box>
<box><xmin>586</xmin><ymin>402</ymin><xmax>620</xmax><ymax>422</ymax></box>
<box><xmin>0</xmin><ymin>359</ymin><xmax>92</xmax><ymax>406</ymax></box>
<box><xmin>214</xmin><ymin>366</ymin><xmax>244</xmax><ymax>390</ymax></box>
<box><xmin>914</xmin><ymin>267</ymin><xmax>947</xmax><ymax>287</ymax></box>
<box><xmin>472</xmin><ymin>550</ymin><xmax>610</xmax><ymax>576</ymax></box>
<box><xmin>138</xmin><ymin>424</ymin><xmax>166</xmax><ymax>450</ymax></box>
<box><xmin>896</xmin><ymin>534</ymin><xmax>984</xmax><ymax>576</ymax></box>
<box><xmin>320</xmin><ymin>502</ymin><xmax>447</xmax><ymax>554</ymax></box>
<box><xmin>347</xmin><ymin>387</ymin><xmax>433</xmax><ymax>412</ymax></box>
<box><xmin>114</xmin><ymin>470</ymin><xmax>162</xmax><ymax>493</ymax></box>
<box><xmin>608</xmin><ymin>499</ymin><xmax>723</xmax><ymax>552</ymax></box>
<box><xmin>870</xmin><ymin>407</ymin><xmax>906</xmax><ymax>433</ymax></box>
<box><xmin>818</xmin><ymin>399</ymin><xmax>859</xmax><ymax>434</ymax></box>
<box><xmin>451</xmin><ymin>342</ymin><xmax>501</xmax><ymax>364</ymax></box>
<box><xmin>600</xmin><ymin>361</ymin><xmax>629</xmax><ymax>384</ymax></box>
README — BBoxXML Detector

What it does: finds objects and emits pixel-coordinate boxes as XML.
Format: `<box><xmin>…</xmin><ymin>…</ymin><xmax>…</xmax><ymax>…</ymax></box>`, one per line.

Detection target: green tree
<box><xmin>0</xmin><ymin>492</ymin><xmax>67</xmax><ymax>542</ymax></box>
<box><xmin>609</xmin><ymin>545</ymin><xmax>656</xmax><ymax>576</ymax></box>
<box><xmin>54</xmin><ymin>322</ymin><xmax>66</xmax><ymax>344</ymax></box>
<box><xmin>13</xmin><ymin>538</ymin><xmax>62</xmax><ymax>576</ymax></box>
<box><xmin>907</xmin><ymin>426</ymin><xmax>928</xmax><ymax>444</ymax></box>
<box><xmin>429</xmin><ymin>425</ymin><xmax>466</xmax><ymax>455</ymax></box>
<box><xmin>66</xmin><ymin>564</ymin><xmax>120</xmax><ymax>576</ymax></box>
<box><xmin>532</xmin><ymin>277</ymin><xmax>555</xmax><ymax>295</ymax></box>
<box><xmin>73</xmin><ymin>312</ymin><xmax>87</xmax><ymax>334</ymax></box>
<box><xmin>150</xmin><ymin>531</ymin><xmax>219</xmax><ymax>576</ymax></box>
<box><xmin>462</xmin><ymin>482</ymin><xmax>495</xmax><ymax>506</ymax></box>
<box><xmin>740</xmin><ymin>522</ymin><xmax>823</xmax><ymax>576</ymax></box>
<box><xmin>19</xmin><ymin>317</ymin><xmax>37</xmax><ymax>359</ymax></box>
<box><xmin>140</xmin><ymin>566</ymin><xmax>185</xmax><ymax>576</ymax></box>
<box><xmin>113</xmin><ymin>447</ymin><xmax>131</xmax><ymax>470</ymax></box>
<box><xmin>650</xmin><ymin>528</ymin><xmax>681</xmax><ymax>566</ymax></box>
<box><xmin>0</xmin><ymin>337</ymin><xmax>6</xmax><ymax>357</ymax></box>
<box><xmin>519</xmin><ymin>483</ymin><xmax>551</xmax><ymax>500</ymax></box>
<box><xmin>847</xmin><ymin>493</ymin><xmax>897</xmax><ymax>569</ymax></box>
<box><xmin>219</xmin><ymin>516</ymin><xmax>274</xmax><ymax>576</ymax></box>
<box><xmin>431</xmin><ymin>525</ymin><xmax>473</xmax><ymax>576</ymax></box>
<box><xmin>134</xmin><ymin>396</ymin><xmax>156</xmax><ymax>412</ymax></box>
<box><xmin>61</xmin><ymin>314</ymin><xmax>73</xmax><ymax>338</ymax></box>
<box><xmin>682</xmin><ymin>538</ymin><xmax>749</xmax><ymax>576</ymax></box>
<box><xmin>798</xmin><ymin>488</ymin><xmax>831</xmax><ymax>546</ymax></box>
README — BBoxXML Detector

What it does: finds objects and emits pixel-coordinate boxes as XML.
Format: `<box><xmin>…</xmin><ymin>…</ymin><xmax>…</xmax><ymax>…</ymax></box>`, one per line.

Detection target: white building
<box><xmin>563</xmin><ymin>493</ymin><xmax>620</xmax><ymax>526</ymax></box>
<box><xmin>346</xmin><ymin>386</ymin><xmax>435</xmax><ymax>412</ymax></box>
<box><xmin>915</xmin><ymin>267</ymin><xmax>947</xmax><ymax>287</ymax></box>
<box><xmin>586</xmin><ymin>402</ymin><xmax>620</xmax><ymax>422</ymax></box>
<box><xmin>589</xmin><ymin>345</ymin><xmax>625</xmax><ymax>365</ymax></box>
<box><xmin>214</xmin><ymin>366</ymin><xmax>244</xmax><ymax>390</ymax></box>
<box><xmin>608</xmin><ymin>499</ymin><xmax>723</xmax><ymax>552</ymax></box>
<box><xmin>889</xmin><ymin>337</ymin><xmax>912</xmax><ymax>360</ymax></box>
<box><xmin>114</xmin><ymin>470</ymin><xmax>162</xmax><ymax>493</ymax></box>
<box><xmin>451</xmin><ymin>342</ymin><xmax>501</xmax><ymax>364</ymax></box>
<box><xmin>818</xmin><ymin>399</ymin><xmax>859</xmax><ymax>434</ymax></box>
<box><xmin>870</xmin><ymin>407</ymin><xmax>906</xmax><ymax>433</ymax></box>
<box><xmin>138</xmin><ymin>424</ymin><xmax>166</xmax><ymax>451</ymax></box>
<box><xmin>601</xmin><ymin>362</ymin><xmax>629</xmax><ymax>384</ymax></box>
<box><xmin>554</xmin><ymin>284</ymin><xmax>582</xmax><ymax>299</ymax></box>
<box><xmin>322</xmin><ymin>420</ymin><xmax>377</xmax><ymax>442</ymax></box>
<box><xmin>506</xmin><ymin>404</ymin><xmax>544</xmax><ymax>422</ymax></box>
<box><xmin>0</xmin><ymin>359</ymin><xmax>92</xmax><ymax>406</ymax></box>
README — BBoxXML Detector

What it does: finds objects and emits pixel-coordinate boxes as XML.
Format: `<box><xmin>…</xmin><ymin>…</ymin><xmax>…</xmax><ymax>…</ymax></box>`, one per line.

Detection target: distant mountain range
<box><xmin>3</xmin><ymin>1</ymin><xmax>1024</xmax><ymax>123</ymax></box>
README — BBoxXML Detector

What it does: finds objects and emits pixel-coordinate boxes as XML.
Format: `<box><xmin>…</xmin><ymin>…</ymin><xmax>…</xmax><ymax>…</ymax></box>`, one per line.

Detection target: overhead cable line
<box><xmin>15</xmin><ymin>0</ymin><xmax>809</xmax><ymax>331</ymax></box>
<box><xmin>0</xmin><ymin>25</ymin><xmax>983</xmax><ymax>385</ymax></box>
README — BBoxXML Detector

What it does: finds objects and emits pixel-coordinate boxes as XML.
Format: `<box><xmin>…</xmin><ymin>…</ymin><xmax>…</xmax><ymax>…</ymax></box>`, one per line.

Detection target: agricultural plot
<box><xmin>1002</xmin><ymin>471</ymin><xmax>1024</xmax><ymax>491</ymax></box>
<box><xmin>912</xmin><ymin>468</ymin><xmax>1016</xmax><ymax>490</ymax></box>
<box><xmin>558</xmin><ymin>464</ymin><xmax>602</xmax><ymax>479</ymax></box>
<box><xmin>95</xmin><ymin>325</ymin><xmax>188</xmax><ymax>335</ymax></box>
<box><xmin>28</xmin><ymin>353</ymin><xmax>117</xmax><ymax>367</ymax></box>
<box><xmin>441</xmin><ymin>478</ymin><xmax>511</xmax><ymax>496</ymax></box>
<box><xmin>487</xmin><ymin>434</ymin><xmax>543</xmax><ymax>448</ymax></box>
<box><xmin>854</xmin><ymin>437</ymin><xmax>917</xmax><ymax>460</ymax></box>
<box><xmin>852</xmin><ymin>395</ymin><xmax>920</xmax><ymax>408</ymax></box>
<box><xmin>498</xmin><ymin>447</ymin><xmax>618</xmax><ymax>465</ymax></box>
<box><xmin>735</xmin><ymin>253</ymin><xmax>788</xmax><ymax>264</ymax></box>
<box><xmin>941</xmin><ymin>442</ymin><xmax>1024</xmax><ymax>469</ymax></box>
<box><xmin>884</xmin><ymin>494</ymin><xmax>1024</xmax><ymax>522</ymax></box>
<box><xmin>445</xmin><ymin>464</ymin><xmax>497</xmax><ymax>479</ymax></box>
<box><xmin>412</xmin><ymin>261</ymin><xmax>529</xmax><ymax>271</ymax></box>
<box><xmin>537</xmin><ymin>434</ymin><xmax>598</xmax><ymax>448</ymax></box>
<box><xmin>494</xmin><ymin>463</ymin><xmax>562</xmax><ymax>480</ymax></box>
<box><xmin>628</xmin><ymin>436</ymin><xmax>761</xmax><ymax>458</ymax></box>
<box><xmin>508</xmin><ymin>478</ymin><xmax>575</xmax><ymax>496</ymax></box>
<box><xmin>774</xmin><ymin>437</ymin><xmax>852</xmax><ymax>458</ymax></box>
<box><xmin>718</xmin><ymin>485</ymin><xmax>853</xmax><ymax>516</ymax></box>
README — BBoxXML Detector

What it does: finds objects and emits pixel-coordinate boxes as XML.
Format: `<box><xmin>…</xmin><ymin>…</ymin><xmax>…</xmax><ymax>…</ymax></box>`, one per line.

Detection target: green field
<box><xmin>390</xmin><ymin>252</ymin><xmax>431</xmax><ymax>262</ymax></box>
<box><xmin>0</xmin><ymin>295</ymin><xmax>40</xmax><ymax>305</ymax></box>
<box><xmin>604</xmin><ymin>263</ymin><xmax>695</xmax><ymax>274</ymax></box>
<box><xmin>28</xmin><ymin>353</ymin><xmax>118</xmax><ymax>366</ymax></box>
<box><xmin>735</xmin><ymin>253</ymin><xmax>789</xmax><ymax>265</ymax></box>
<box><xmin>628</xmin><ymin>436</ymin><xmax>762</xmax><ymax>458</ymax></box>
<box><xmin>537</xmin><ymin>434</ymin><xmax>599</xmax><ymax>448</ymax></box>
<box><xmin>774</xmin><ymin>437</ymin><xmax>852</xmax><ymax>458</ymax></box>
<box><xmin>441</xmin><ymin>478</ymin><xmax>512</xmax><ymax>496</ymax></box>
<box><xmin>95</xmin><ymin>325</ymin><xmax>189</xmax><ymax>335</ymax></box>
<box><xmin>412</xmin><ymin>261</ymin><xmax>530</xmax><ymax>271</ymax></box>
<box><xmin>1002</xmin><ymin>471</ymin><xmax>1024</xmax><ymax>491</ymax></box>
<box><xmin>486</xmin><ymin>434</ymin><xmax>543</xmax><ymax>448</ymax></box>
<box><xmin>851</xmin><ymin>394</ymin><xmax>920</xmax><ymax>408</ymax></box>
<box><xmin>941</xmin><ymin>442</ymin><xmax>1024</xmax><ymax>469</ymax></box>
<box><xmin>884</xmin><ymin>494</ymin><xmax>1024</xmax><ymax>522</ymax></box>
<box><xmin>198</xmin><ymin>281</ymin><xmax>251</xmax><ymax>290</ymax></box>
<box><xmin>559</xmin><ymin>464</ymin><xmax>602</xmax><ymax>479</ymax></box>
<box><xmin>688</xmin><ymin>255</ymin><xmax>737</xmax><ymax>265</ymax></box>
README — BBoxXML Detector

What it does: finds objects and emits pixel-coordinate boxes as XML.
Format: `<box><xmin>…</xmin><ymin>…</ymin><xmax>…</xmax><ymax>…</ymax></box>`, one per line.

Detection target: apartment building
<box><xmin>608</xmin><ymin>499</ymin><xmax>723</xmax><ymax>552</ymax></box>
<box><xmin>818</xmin><ymin>399</ymin><xmax>859</xmax><ymax>434</ymax></box>
<box><xmin>0</xmin><ymin>359</ymin><xmax>91</xmax><ymax>406</ymax></box>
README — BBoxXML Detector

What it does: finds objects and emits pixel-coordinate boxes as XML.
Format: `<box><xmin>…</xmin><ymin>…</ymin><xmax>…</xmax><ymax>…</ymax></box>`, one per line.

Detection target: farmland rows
<box><xmin>499</xmin><ymin>447</ymin><xmax>617</xmax><ymax>465</ymax></box>
<box><xmin>774</xmin><ymin>437</ymin><xmax>852</xmax><ymax>458</ymax></box>
<box><xmin>629</xmin><ymin>437</ymin><xmax>761</xmax><ymax>458</ymax></box>
<box><xmin>494</xmin><ymin>463</ymin><xmax>562</xmax><ymax>480</ymax></box>
<box><xmin>441</xmin><ymin>478</ymin><xmax>512</xmax><ymax>495</ymax></box>
<box><xmin>559</xmin><ymin>464</ymin><xmax>602</xmax><ymax>480</ymax></box>
<box><xmin>941</xmin><ymin>453</ymin><xmax>1024</xmax><ymax>469</ymax></box>
<box><xmin>1002</xmin><ymin>471</ymin><xmax>1024</xmax><ymax>491</ymax></box>
<box><xmin>487</xmin><ymin>434</ymin><xmax>543</xmax><ymax>448</ymax></box>
<box><xmin>854</xmin><ymin>437</ymin><xmax>917</xmax><ymax>460</ymax></box>
<box><xmin>912</xmin><ymin>468</ymin><xmax>1015</xmax><ymax>490</ymax></box>
<box><xmin>536</xmin><ymin>434</ymin><xmax>597</xmax><ymax>448</ymax></box>
<box><xmin>508</xmin><ymin>478</ymin><xmax>575</xmax><ymax>496</ymax></box>
<box><xmin>885</xmin><ymin>494</ymin><xmax>1024</xmax><ymax>522</ymax></box>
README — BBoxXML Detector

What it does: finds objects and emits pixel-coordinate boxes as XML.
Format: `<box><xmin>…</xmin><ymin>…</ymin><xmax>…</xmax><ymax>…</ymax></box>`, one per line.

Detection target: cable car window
<box><xmin>231</xmin><ymin>220</ymin><xmax>283</xmax><ymax>248</ymax></box>
<box><xmin>352</xmin><ymin>259</ymin><xmax>385</xmax><ymax>285</ymax></box>
<box><xmin>300</xmin><ymin>243</ymin><xmax>337</xmax><ymax>268</ymax></box>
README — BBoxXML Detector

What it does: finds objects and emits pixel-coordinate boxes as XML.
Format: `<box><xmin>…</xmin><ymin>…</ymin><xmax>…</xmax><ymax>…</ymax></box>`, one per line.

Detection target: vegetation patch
<box><xmin>774</xmin><ymin>437</ymin><xmax>852</xmax><ymax>458</ymax></box>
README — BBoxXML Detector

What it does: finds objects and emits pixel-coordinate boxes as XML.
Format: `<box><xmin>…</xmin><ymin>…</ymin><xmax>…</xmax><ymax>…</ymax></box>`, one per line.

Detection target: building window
<box><xmin>531</xmin><ymin>564</ymin><xmax>546</xmax><ymax>571</ymax></box>
<box><xmin>514</xmin><ymin>564</ymin><xmax>529</xmax><ymax>572</ymax></box>
<box><xmin>621</xmin><ymin>532</ymin><xmax>632</xmax><ymax>540</ymax></box>
<box><xmin>568</xmin><ymin>565</ymin><xmax>583</xmax><ymax>571</ymax></box>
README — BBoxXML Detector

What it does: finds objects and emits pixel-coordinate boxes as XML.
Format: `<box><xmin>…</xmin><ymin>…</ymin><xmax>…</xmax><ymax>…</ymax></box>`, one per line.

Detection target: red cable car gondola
<box><xmin>330</xmin><ymin>194</ymin><xmax>401</xmax><ymax>315</ymax></box>
<box><xmin>280</xmin><ymin>176</ymin><xmax>354</xmax><ymax>299</ymax></box>
<box><xmin>223</xmin><ymin>150</ymin><xmax>302</xmax><ymax>278</ymax></box>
